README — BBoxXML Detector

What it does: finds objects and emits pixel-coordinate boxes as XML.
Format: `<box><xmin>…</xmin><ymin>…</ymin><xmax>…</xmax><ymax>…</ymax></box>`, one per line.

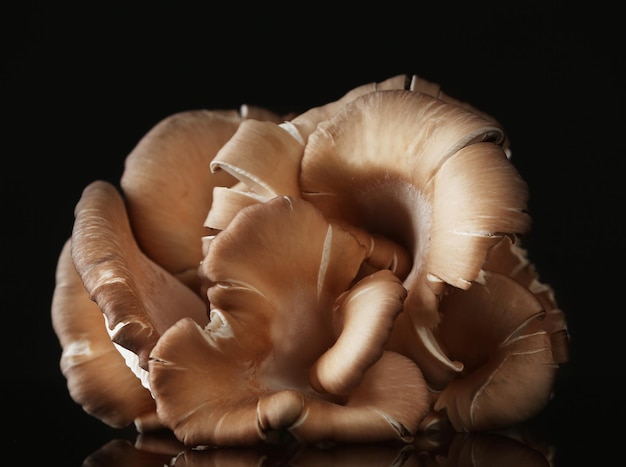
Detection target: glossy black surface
<box><xmin>5</xmin><ymin>2</ymin><xmax>624</xmax><ymax>464</ymax></box>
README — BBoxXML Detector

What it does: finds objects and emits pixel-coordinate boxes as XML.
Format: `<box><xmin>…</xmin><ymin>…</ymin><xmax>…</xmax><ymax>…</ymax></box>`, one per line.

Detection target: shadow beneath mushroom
<box><xmin>82</xmin><ymin>426</ymin><xmax>555</xmax><ymax>466</ymax></box>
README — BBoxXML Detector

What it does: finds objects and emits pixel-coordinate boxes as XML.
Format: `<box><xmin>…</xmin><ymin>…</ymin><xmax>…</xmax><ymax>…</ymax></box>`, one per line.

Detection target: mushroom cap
<box><xmin>70</xmin><ymin>180</ymin><xmax>208</xmax><ymax>370</ymax></box>
<box><xmin>300</xmin><ymin>89</ymin><xmax>531</xmax><ymax>326</ymax></box>
<box><xmin>204</xmin><ymin>84</ymin><xmax>530</xmax><ymax>330</ymax></box>
<box><xmin>286</xmin><ymin>74</ymin><xmax>411</xmax><ymax>143</ymax></box>
<box><xmin>51</xmin><ymin>74</ymin><xmax>567</xmax><ymax>444</ymax></box>
<box><xmin>484</xmin><ymin>236</ymin><xmax>570</xmax><ymax>364</ymax></box>
<box><xmin>209</xmin><ymin>119</ymin><xmax>304</xmax><ymax>199</ymax></box>
<box><xmin>51</xmin><ymin>239</ymin><xmax>156</xmax><ymax>429</ymax></box>
<box><xmin>149</xmin><ymin>196</ymin><xmax>429</xmax><ymax>446</ymax></box>
<box><xmin>119</xmin><ymin>107</ymin><xmax>290</xmax><ymax>293</ymax></box>
<box><xmin>432</xmin><ymin>270</ymin><xmax>561</xmax><ymax>431</ymax></box>
<box><xmin>388</xmin><ymin>235</ymin><xmax>569</xmax><ymax>431</ymax></box>
<box><xmin>120</xmin><ymin>110</ymin><xmax>243</xmax><ymax>290</ymax></box>
<box><xmin>53</xmin><ymin>108</ymin><xmax>276</xmax><ymax>432</ymax></box>
<box><xmin>204</xmin><ymin>75</ymin><xmax>419</xmax><ymax>232</ymax></box>
<box><xmin>308</xmin><ymin>268</ymin><xmax>408</xmax><ymax>396</ymax></box>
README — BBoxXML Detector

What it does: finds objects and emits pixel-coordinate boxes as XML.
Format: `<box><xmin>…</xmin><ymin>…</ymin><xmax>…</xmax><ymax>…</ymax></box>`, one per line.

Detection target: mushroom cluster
<box><xmin>51</xmin><ymin>74</ymin><xmax>569</xmax><ymax>447</ymax></box>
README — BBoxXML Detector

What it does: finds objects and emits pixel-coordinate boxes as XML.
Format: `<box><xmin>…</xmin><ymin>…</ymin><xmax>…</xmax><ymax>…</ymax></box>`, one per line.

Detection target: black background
<box><xmin>4</xmin><ymin>1</ymin><xmax>624</xmax><ymax>464</ymax></box>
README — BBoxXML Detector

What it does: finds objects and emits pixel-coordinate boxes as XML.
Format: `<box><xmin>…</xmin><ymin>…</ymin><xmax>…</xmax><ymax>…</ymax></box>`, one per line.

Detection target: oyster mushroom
<box><xmin>432</xmin><ymin>269</ymin><xmax>560</xmax><ymax>431</ymax></box>
<box><xmin>51</xmin><ymin>74</ymin><xmax>568</xmax><ymax>446</ymax></box>
<box><xmin>51</xmin><ymin>239</ymin><xmax>157</xmax><ymax>429</ymax></box>
<box><xmin>199</xmin><ymin>77</ymin><xmax>564</xmax><ymax>433</ymax></box>
<box><xmin>149</xmin><ymin>196</ymin><xmax>429</xmax><ymax>446</ymax></box>
<box><xmin>70</xmin><ymin>180</ymin><xmax>209</xmax><ymax>371</ymax></box>
<box><xmin>51</xmin><ymin>106</ymin><xmax>288</xmax><ymax>431</ymax></box>
<box><xmin>120</xmin><ymin>108</ymin><xmax>283</xmax><ymax>293</ymax></box>
<box><xmin>299</xmin><ymin>89</ymin><xmax>531</xmax><ymax>328</ymax></box>
<box><xmin>204</xmin><ymin>75</ymin><xmax>413</xmax><ymax>221</ymax></box>
<box><xmin>484</xmin><ymin>235</ymin><xmax>570</xmax><ymax>361</ymax></box>
<box><xmin>389</xmin><ymin>236</ymin><xmax>569</xmax><ymax>431</ymax></box>
<box><xmin>206</xmin><ymin>78</ymin><xmax>529</xmax><ymax>329</ymax></box>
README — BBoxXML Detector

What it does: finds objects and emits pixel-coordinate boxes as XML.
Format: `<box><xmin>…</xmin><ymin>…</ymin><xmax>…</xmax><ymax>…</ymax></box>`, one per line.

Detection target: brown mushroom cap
<box><xmin>51</xmin><ymin>239</ymin><xmax>156</xmax><ymax>428</ymax></box>
<box><xmin>432</xmin><ymin>271</ymin><xmax>560</xmax><ymax>431</ymax></box>
<box><xmin>408</xmin><ymin>74</ymin><xmax>512</xmax><ymax>153</ymax></box>
<box><xmin>279</xmin><ymin>74</ymin><xmax>410</xmax><ymax>144</ymax></box>
<box><xmin>388</xmin><ymin>235</ymin><xmax>569</xmax><ymax>430</ymax></box>
<box><xmin>120</xmin><ymin>109</ymin><xmax>256</xmax><ymax>292</ymax></box>
<box><xmin>204</xmin><ymin>75</ymin><xmax>418</xmax><ymax>232</ymax></box>
<box><xmin>149</xmin><ymin>196</ymin><xmax>428</xmax><ymax>446</ymax></box>
<box><xmin>209</xmin><ymin>119</ymin><xmax>304</xmax><ymax>199</ymax></box>
<box><xmin>204</xmin><ymin>184</ymin><xmax>266</xmax><ymax>232</ymax></box>
<box><xmin>70</xmin><ymin>180</ymin><xmax>208</xmax><ymax>370</ymax></box>
<box><xmin>484</xmin><ymin>236</ymin><xmax>570</xmax><ymax>364</ymax></box>
<box><xmin>299</xmin><ymin>90</ymin><xmax>531</xmax><ymax>326</ymax></box>
<box><xmin>52</xmin><ymin>73</ymin><xmax>567</xmax><ymax>444</ymax></box>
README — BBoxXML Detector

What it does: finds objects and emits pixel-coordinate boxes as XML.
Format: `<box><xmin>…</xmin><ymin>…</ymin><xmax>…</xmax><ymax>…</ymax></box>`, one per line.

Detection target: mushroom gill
<box><xmin>149</xmin><ymin>196</ymin><xmax>429</xmax><ymax>446</ymax></box>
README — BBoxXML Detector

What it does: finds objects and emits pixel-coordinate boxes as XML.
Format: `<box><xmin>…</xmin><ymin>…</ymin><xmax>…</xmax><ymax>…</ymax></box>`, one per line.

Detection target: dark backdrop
<box><xmin>4</xmin><ymin>1</ymin><xmax>623</xmax><ymax>464</ymax></box>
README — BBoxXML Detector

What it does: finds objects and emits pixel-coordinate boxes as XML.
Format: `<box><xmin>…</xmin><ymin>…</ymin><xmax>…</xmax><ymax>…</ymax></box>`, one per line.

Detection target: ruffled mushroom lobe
<box><xmin>408</xmin><ymin>74</ymin><xmax>512</xmax><ymax>154</ymax></box>
<box><xmin>120</xmin><ymin>107</ymin><xmax>288</xmax><ymax>292</ymax></box>
<box><xmin>432</xmin><ymin>271</ymin><xmax>560</xmax><ymax>431</ymax></box>
<box><xmin>51</xmin><ymin>240</ymin><xmax>156</xmax><ymax>429</ymax></box>
<box><xmin>300</xmin><ymin>89</ymin><xmax>531</xmax><ymax>327</ymax></box>
<box><xmin>204</xmin><ymin>118</ymin><xmax>306</xmax><ymax>235</ymax></box>
<box><xmin>204</xmin><ymin>74</ymin><xmax>415</xmax><ymax>233</ymax></box>
<box><xmin>120</xmin><ymin>110</ymin><xmax>244</xmax><ymax>291</ymax></box>
<box><xmin>51</xmin><ymin>73</ymin><xmax>567</xmax><ymax>446</ymax></box>
<box><xmin>70</xmin><ymin>180</ymin><xmax>208</xmax><ymax>371</ymax></box>
<box><xmin>484</xmin><ymin>236</ymin><xmax>570</xmax><ymax>364</ymax></box>
<box><xmin>285</xmin><ymin>74</ymin><xmax>412</xmax><ymax>143</ymax></box>
<box><xmin>149</xmin><ymin>196</ymin><xmax>429</xmax><ymax>446</ymax></box>
<box><xmin>209</xmin><ymin>119</ymin><xmax>304</xmax><ymax>199</ymax></box>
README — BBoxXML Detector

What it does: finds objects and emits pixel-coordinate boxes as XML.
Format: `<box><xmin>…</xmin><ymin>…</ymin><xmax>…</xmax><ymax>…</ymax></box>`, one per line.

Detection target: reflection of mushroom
<box><xmin>445</xmin><ymin>431</ymin><xmax>552</xmax><ymax>467</ymax></box>
<box><xmin>81</xmin><ymin>437</ymin><xmax>180</xmax><ymax>467</ymax></box>
<box><xmin>81</xmin><ymin>424</ymin><xmax>553</xmax><ymax>467</ymax></box>
<box><xmin>149</xmin><ymin>196</ymin><xmax>429</xmax><ymax>446</ymax></box>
